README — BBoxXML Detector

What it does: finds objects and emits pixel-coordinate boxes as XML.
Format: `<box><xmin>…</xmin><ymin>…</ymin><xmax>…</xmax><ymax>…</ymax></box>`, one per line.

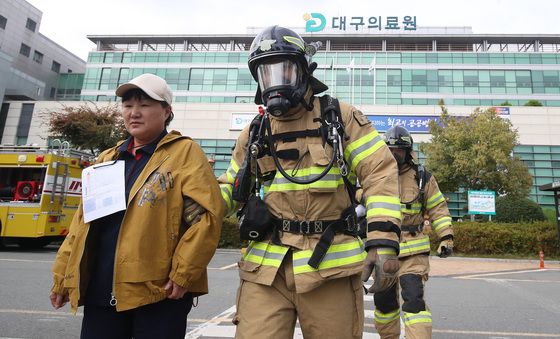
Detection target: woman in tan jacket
<box><xmin>49</xmin><ymin>73</ymin><xmax>223</xmax><ymax>339</ymax></box>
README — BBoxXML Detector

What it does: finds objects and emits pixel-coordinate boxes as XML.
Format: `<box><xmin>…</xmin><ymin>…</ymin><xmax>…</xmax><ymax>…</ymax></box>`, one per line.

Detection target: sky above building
<box><xmin>26</xmin><ymin>0</ymin><xmax>560</xmax><ymax>61</ymax></box>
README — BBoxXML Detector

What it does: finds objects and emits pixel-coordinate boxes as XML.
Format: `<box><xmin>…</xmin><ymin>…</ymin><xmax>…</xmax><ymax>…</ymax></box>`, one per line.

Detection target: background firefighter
<box><xmin>373</xmin><ymin>125</ymin><xmax>454</xmax><ymax>339</ymax></box>
<box><xmin>218</xmin><ymin>25</ymin><xmax>401</xmax><ymax>339</ymax></box>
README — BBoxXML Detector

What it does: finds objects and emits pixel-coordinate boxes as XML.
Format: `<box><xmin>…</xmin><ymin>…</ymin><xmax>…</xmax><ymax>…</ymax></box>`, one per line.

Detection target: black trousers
<box><xmin>81</xmin><ymin>295</ymin><xmax>194</xmax><ymax>339</ymax></box>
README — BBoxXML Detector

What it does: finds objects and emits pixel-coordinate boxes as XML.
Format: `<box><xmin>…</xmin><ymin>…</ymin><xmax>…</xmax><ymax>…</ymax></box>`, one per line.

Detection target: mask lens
<box><xmin>257</xmin><ymin>60</ymin><xmax>298</xmax><ymax>92</ymax></box>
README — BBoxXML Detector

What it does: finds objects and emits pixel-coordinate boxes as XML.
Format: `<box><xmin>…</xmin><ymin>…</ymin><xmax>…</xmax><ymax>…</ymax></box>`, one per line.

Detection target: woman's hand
<box><xmin>164</xmin><ymin>279</ymin><xmax>188</xmax><ymax>299</ymax></box>
<box><xmin>49</xmin><ymin>292</ymin><xmax>69</xmax><ymax>309</ymax></box>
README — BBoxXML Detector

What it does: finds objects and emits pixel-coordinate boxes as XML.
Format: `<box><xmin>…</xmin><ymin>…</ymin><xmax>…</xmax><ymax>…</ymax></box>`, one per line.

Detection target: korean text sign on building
<box><xmin>304</xmin><ymin>13</ymin><xmax>417</xmax><ymax>33</ymax></box>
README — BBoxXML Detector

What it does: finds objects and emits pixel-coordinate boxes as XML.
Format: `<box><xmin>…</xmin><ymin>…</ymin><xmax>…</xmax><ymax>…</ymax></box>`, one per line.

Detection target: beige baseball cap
<box><xmin>115</xmin><ymin>73</ymin><xmax>173</xmax><ymax>104</ymax></box>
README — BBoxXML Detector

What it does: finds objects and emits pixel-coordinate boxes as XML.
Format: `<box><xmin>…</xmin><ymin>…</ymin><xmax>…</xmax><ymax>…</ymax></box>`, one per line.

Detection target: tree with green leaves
<box><xmin>42</xmin><ymin>103</ymin><xmax>127</xmax><ymax>155</ymax></box>
<box><xmin>419</xmin><ymin>101</ymin><xmax>532</xmax><ymax>198</ymax></box>
<box><xmin>524</xmin><ymin>100</ymin><xmax>543</xmax><ymax>106</ymax></box>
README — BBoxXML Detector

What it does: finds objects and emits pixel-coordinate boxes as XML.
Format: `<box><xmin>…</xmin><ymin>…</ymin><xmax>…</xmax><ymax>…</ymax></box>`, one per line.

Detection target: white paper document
<box><xmin>81</xmin><ymin>160</ymin><xmax>126</xmax><ymax>223</ymax></box>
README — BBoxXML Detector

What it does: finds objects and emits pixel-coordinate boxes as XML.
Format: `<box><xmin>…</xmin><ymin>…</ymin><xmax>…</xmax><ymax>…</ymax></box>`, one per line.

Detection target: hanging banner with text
<box><xmin>367</xmin><ymin>115</ymin><xmax>439</xmax><ymax>133</ymax></box>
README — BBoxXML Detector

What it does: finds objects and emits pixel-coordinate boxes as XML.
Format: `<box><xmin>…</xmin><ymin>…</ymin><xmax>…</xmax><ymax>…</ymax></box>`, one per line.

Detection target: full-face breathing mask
<box><xmin>256</xmin><ymin>60</ymin><xmax>306</xmax><ymax>117</ymax></box>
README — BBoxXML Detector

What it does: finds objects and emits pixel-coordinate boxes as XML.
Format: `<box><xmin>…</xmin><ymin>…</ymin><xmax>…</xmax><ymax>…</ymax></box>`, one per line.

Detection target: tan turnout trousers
<box><xmin>234</xmin><ymin>253</ymin><xmax>365</xmax><ymax>339</ymax></box>
<box><xmin>374</xmin><ymin>255</ymin><xmax>431</xmax><ymax>339</ymax></box>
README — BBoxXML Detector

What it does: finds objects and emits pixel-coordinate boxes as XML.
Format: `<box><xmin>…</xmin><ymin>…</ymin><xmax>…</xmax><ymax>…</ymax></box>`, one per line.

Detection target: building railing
<box><xmin>93</xmin><ymin>40</ymin><xmax>560</xmax><ymax>53</ymax></box>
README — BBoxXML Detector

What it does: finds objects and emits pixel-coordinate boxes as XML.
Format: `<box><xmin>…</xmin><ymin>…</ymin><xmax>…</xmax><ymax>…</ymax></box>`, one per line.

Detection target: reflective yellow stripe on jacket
<box><xmin>366</xmin><ymin>195</ymin><xmax>402</xmax><ymax>220</ymax></box>
<box><xmin>243</xmin><ymin>241</ymin><xmax>289</xmax><ymax>267</ymax></box>
<box><xmin>221</xmin><ymin>159</ymin><xmax>240</xmax><ymax>216</ymax></box>
<box><xmin>344</xmin><ymin>130</ymin><xmax>385</xmax><ymax>171</ymax></box>
<box><xmin>220</xmin><ymin>184</ymin><xmax>234</xmax><ymax>214</ymax></box>
<box><xmin>267</xmin><ymin>166</ymin><xmax>344</xmax><ymax>192</ymax></box>
<box><xmin>400</xmin><ymin>237</ymin><xmax>430</xmax><ymax>255</ymax></box>
<box><xmin>292</xmin><ymin>239</ymin><xmax>366</xmax><ymax>274</ymax></box>
<box><xmin>426</xmin><ymin>191</ymin><xmax>445</xmax><ymax>210</ymax></box>
<box><xmin>243</xmin><ymin>239</ymin><xmax>365</xmax><ymax>274</ymax></box>
<box><xmin>432</xmin><ymin>216</ymin><xmax>452</xmax><ymax>233</ymax></box>
<box><xmin>225</xmin><ymin>158</ymin><xmax>239</xmax><ymax>183</ymax></box>
<box><xmin>401</xmin><ymin>201</ymin><xmax>422</xmax><ymax>215</ymax></box>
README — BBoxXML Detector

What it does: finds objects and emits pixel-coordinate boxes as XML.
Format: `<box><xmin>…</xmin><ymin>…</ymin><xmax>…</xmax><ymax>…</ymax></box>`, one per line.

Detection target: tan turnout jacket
<box><xmin>398</xmin><ymin>164</ymin><xmax>453</xmax><ymax>257</ymax></box>
<box><xmin>219</xmin><ymin>94</ymin><xmax>401</xmax><ymax>293</ymax></box>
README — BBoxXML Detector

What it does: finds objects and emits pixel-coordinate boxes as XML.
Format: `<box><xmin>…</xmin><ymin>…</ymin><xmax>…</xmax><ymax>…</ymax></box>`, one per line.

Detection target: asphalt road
<box><xmin>1</xmin><ymin>246</ymin><xmax>559</xmax><ymax>339</ymax></box>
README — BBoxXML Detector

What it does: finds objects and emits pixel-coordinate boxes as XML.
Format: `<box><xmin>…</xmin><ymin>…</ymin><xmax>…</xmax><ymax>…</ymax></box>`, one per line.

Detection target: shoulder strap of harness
<box><xmin>317</xmin><ymin>95</ymin><xmax>358</xmax><ymax>205</ymax></box>
<box><xmin>318</xmin><ymin>95</ymin><xmax>345</xmax><ymax>145</ymax></box>
<box><xmin>416</xmin><ymin>164</ymin><xmax>432</xmax><ymax>213</ymax></box>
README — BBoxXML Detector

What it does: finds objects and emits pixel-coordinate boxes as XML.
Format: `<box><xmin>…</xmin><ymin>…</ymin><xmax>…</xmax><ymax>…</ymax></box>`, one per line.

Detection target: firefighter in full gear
<box><xmin>218</xmin><ymin>25</ymin><xmax>401</xmax><ymax>339</ymax></box>
<box><xmin>373</xmin><ymin>125</ymin><xmax>454</xmax><ymax>339</ymax></box>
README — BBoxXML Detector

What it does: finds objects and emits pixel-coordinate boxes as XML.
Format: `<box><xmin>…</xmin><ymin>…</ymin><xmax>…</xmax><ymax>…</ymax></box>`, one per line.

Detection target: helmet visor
<box><xmin>257</xmin><ymin>60</ymin><xmax>299</xmax><ymax>92</ymax></box>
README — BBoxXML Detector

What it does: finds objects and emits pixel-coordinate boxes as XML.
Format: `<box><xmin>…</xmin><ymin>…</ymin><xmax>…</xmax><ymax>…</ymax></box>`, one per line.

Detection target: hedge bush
<box><xmin>221</xmin><ymin>218</ymin><xmax>560</xmax><ymax>258</ymax></box>
<box><xmin>495</xmin><ymin>196</ymin><xmax>546</xmax><ymax>223</ymax></box>
<box><xmin>219</xmin><ymin>216</ymin><xmax>248</xmax><ymax>249</ymax></box>
<box><xmin>429</xmin><ymin>221</ymin><xmax>560</xmax><ymax>257</ymax></box>
<box><xmin>543</xmin><ymin>208</ymin><xmax>558</xmax><ymax>224</ymax></box>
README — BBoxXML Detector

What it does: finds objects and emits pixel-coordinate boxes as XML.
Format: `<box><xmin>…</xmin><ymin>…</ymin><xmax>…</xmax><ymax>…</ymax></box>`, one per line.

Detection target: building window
<box><xmin>0</xmin><ymin>15</ymin><xmax>7</xmax><ymax>29</ymax></box>
<box><xmin>463</xmin><ymin>75</ymin><xmax>479</xmax><ymax>87</ymax></box>
<box><xmin>68</xmin><ymin>69</ymin><xmax>72</xmax><ymax>73</ymax></box>
<box><xmin>32</xmin><ymin>50</ymin><xmax>43</xmax><ymax>64</ymax></box>
<box><xmin>16</xmin><ymin>103</ymin><xmax>34</xmax><ymax>145</ymax></box>
<box><xmin>50</xmin><ymin>87</ymin><xmax>56</xmax><ymax>99</ymax></box>
<box><xmin>19</xmin><ymin>43</ymin><xmax>31</xmax><ymax>57</ymax></box>
<box><xmin>51</xmin><ymin>60</ymin><xmax>60</xmax><ymax>73</ymax></box>
<box><xmin>0</xmin><ymin>103</ymin><xmax>9</xmax><ymax>140</ymax></box>
<box><xmin>26</xmin><ymin>18</ymin><xmax>37</xmax><ymax>32</ymax></box>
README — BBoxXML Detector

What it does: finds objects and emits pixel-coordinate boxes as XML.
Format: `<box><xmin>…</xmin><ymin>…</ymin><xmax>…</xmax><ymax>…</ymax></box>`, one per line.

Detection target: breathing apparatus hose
<box><xmin>264</xmin><ymin>113</ymin><xmax>338</xmax><ymax>185</ymax></box>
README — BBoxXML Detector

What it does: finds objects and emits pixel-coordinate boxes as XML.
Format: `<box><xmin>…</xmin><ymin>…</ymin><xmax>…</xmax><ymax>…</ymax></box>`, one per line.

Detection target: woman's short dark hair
<box><xmin>121</xmin><ymin>88</ymin><xmax>174</xmax><ymax>126</ymax></box>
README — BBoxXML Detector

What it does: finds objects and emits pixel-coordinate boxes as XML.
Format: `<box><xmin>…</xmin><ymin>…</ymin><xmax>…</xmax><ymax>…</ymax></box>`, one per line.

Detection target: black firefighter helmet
<box><xmin>384</xmin><ymin>125</ymin><xmax>413</xmax><ymax>150</ymax></box>
<box><xmin>384</xmin><ymin>125</ymin><xmax>414</xmax><ymax>166</ymax></box>
<box><xmin>248</xmin><ymin>25</ymin><xmax>328</xmax><ymax>116</ymax></box>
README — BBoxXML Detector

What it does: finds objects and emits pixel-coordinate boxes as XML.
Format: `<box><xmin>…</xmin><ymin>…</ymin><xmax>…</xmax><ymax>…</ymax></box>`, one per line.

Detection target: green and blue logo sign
<box><xmin>303</xmin><ymin>13</ymin><xmax>417</xmax><ymax>32</ymax></box>
<box><xmin>304</xmin><ymin>13</ymin><xmax>326</xmax><ymax>32</ymax></box>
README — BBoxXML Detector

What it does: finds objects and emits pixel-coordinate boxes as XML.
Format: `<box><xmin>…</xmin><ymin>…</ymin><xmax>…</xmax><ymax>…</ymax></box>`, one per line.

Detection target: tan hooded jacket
<box><xmin>51</xmin><ymin>131</ymin><xmax>224</xmax><ymax>312</ymax></box>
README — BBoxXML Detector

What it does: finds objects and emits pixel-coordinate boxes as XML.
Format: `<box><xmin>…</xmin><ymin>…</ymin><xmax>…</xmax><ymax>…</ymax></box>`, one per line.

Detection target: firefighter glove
<box><xmin>437</xmin><ymin>236</ymin><xmax>454</xmax><ymax>258</ymax></box>
<box><xmin>361</xmin><ymin>247</ymin><xmax>399</xmax><ymax>293</ymax></box>
<box><xmin>183</xmin><ymin>196</ymin><xmax>206</xmax><ymax>227</ymax></box>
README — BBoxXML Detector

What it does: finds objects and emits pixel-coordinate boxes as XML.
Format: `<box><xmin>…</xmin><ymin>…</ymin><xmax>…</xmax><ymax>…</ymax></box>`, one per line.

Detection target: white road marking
<box><xmin>218</xmin><ymin>263</ymin><xmax>238</xmax><ymax>270</ymax></box>
<box><xmin>456</xmin><ymin>268</ymin><xmax>560</xmax><ymax>283</ymax></box>
<box><xmin>0</xmin><ymin>258</ymin><xmax>54</xmax><ymax>263</ymax></box>
<box><xmin>0</xmin><ymin>309</ymin><xmax>82</xmax><ymax>316</ymax></box>
<box><xmin>185</xmin><ymin>305</ymin><xmax>236</xmax><ymax>339</ymax></box>
<box><xmin>457</xmin><ymin>268</ymin><xmax>558</xmax><ymax>278</ymax></box>
<box><xmin>432</xmin><ymin>329</ymin><xmax>560</xmax><ymax>337</ymax></box>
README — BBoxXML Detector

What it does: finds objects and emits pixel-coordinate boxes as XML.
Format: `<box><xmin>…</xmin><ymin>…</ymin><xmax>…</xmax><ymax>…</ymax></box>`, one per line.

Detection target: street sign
<box><xmin>468</xmin><ymin>190</ymin><xmax>496</xmax><ymax>215</ymax></box>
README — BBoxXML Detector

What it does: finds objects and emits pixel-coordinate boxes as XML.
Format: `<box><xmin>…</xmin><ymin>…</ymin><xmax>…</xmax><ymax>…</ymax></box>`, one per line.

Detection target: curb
<box><xmin>430</xmin><ymin>255</ymin><xmax>560</xmax><ymax>265</ymax></box>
